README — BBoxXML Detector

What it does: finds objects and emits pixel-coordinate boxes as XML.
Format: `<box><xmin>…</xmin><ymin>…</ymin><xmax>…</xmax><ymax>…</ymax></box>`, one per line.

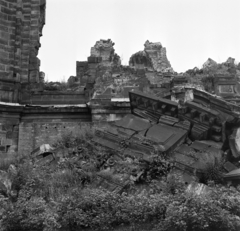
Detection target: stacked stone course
<box><xmin>0</xmin><ymin>0</ymin><xmax>49</xmax><ymax>155</ymax></box>
<box><xmin>0</xmin><ymin>0</ymin><xmax>45</xmax><ymax>103</ymax></box>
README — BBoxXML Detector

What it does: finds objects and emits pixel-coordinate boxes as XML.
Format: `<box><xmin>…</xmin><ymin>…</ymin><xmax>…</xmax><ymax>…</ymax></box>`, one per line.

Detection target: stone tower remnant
<box><xmin>90</xmin><ymin>39</ymin><xmax>121</xmax><ymax>66</ymax></box>
<box><xmin>129</xmin><ymin>40</ymin><xmax>173</xmax><ymax>72</ymax></box>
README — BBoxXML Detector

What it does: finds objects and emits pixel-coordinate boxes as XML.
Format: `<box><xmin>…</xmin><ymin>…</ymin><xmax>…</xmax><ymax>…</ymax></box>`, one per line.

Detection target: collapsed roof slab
<box><xmin>115</xmin><ymin>114</ymin><xmax>152</xmax><ymax>131</ymax></box>
<box><xmin>144</xmin><ymin>123</ymin><xmax>187</xmax><ymax>153</ymax></box>
<box><xmin>93</xmin><ymin>114</ymin><xmax>187</xmax><ymax>157</ymax></box>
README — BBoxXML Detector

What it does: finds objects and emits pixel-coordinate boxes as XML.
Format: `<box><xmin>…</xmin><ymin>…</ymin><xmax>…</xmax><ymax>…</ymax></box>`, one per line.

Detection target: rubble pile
<box><xmin>2</xmin><ymin>37</ymin><xmax>240</xmax><ymax>194</ymax></box>
<box><xmin>26</xmin><ymin>88</ymin><xmax>240</xmax><ymax>193</ymax></box>
<box><xmin>24</xmin><ymin>38</ymin><xmax>240</xmax><ymax>190</ymax></box>
<box><xmin>90</xmin><ymin>89</ymin><xmax>240</xmax><ymax>187</ymax></box>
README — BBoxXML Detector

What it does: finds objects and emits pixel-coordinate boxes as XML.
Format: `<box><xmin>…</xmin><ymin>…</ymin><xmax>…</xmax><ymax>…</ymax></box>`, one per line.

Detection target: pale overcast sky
<box><xmin>38</xmin><ymin>0</ymin><xmax>240</xmax><ymax>82</ymax></box>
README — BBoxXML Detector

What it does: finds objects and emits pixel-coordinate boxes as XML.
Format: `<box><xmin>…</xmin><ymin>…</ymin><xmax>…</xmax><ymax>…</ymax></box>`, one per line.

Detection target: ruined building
<box><xmin>0</xmin><ymin>0</ymin><xmax>46</xmax><ymax>103</ymax></box>
<box><xmin>1</xmin><ymin>0</ymin><xmax>240</xmax><ymax>184</ymax></box>
<box><xmin>129</xmin><ymin>40</ymin><xmax>173</xmax><ymax>72</ymax></box>
<box><xmin>0</xmin><ymin>0</ymin><xmax>90</xmax><ymax>155</ymax></box>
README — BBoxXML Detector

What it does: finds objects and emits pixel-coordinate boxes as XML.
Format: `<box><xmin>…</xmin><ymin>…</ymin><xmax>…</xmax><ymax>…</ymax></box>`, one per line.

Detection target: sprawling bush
<box><xmin>56</xmin><ymin>188</ymin><xmax>166</xmax><ymax>230</ymax></box>
<box><xmin>153</xmin><ymin>184</ymin><xmax>240</xmax><ymax>231</ymax></box>
<box><xmin>1</xmin><ymin>125</ymin><xmax>240</xmax><ymax>231</ymax></box>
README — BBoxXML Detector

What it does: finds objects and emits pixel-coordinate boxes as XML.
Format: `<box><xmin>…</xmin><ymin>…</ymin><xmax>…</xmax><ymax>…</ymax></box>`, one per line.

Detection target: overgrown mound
<box><xmin>0</xmin><ymin>127</ymin><xmax>240</xmax><ymax>231</ymax></box>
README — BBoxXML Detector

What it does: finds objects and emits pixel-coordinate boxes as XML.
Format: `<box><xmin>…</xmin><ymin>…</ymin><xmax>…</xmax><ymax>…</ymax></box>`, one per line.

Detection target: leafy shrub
<box><xmin>56</xmin><ymin>188</ymin><xmax>166</xmax><ymax>230</ymax></box>
<box><xmin>0</xmin><ymin>153</ymin><xmax>25</xmax><ymax>171</ymax></box>
<box><xmin>140</xmin><ymin>155</ymin><xmax>173</xmax><ymax>183</ymax></box>
<box><xmin>154</xmin><ymin>184</ymin><xmax>240</xmax><ymax>231</ymax></box>
<box><xmin>200</xmin><ymin>158</ymin><xmax>224</xmax><ymax>184</ymax></box>
<box><xmin>0</xmin><ymin>196</ymin><xmax>60</xmax><ymax>231</ymax></box>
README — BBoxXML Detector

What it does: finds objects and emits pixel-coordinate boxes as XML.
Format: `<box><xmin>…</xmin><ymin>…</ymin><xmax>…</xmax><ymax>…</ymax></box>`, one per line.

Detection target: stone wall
<box><xmin>18</xmin><ymin>122</ymin><xmax>83</xmax><ymax>154</ymax></box>
<box><xmin>21</xmin><ymin>91</ymin><xmax>87</xmax><ymax>105</ymax></box>
<box><xmin>0</xmin><ymin>104</ymin><xmax>23</xmax><ymax>155</ymax></box>
<box><xmin>0</xmin><ymin>0</ymin><xmax>45</xmax><ymax>103</ymax></box>
<box><xmin>18</xmin><ymin>105</ymin><xmax>92</xmax><ymax>154</ymax></box>
<box><xmin>0</xmin><ymin>103</ymin><xmax>92</xmax><ymax>155</ymax></box>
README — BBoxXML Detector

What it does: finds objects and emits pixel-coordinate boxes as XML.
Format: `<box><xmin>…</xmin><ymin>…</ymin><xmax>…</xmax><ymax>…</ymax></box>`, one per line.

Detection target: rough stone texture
<box><xmin>18</xmin><ymin>121</ymin><xmax>91</xmax><ymax>155</ymax></box>
<box><xmin>129</xmin><ymin>51</ymin><xmax>152</xmax><ymax>69</ymax></box>
<box><xmin>186</xmin><ymin>182</ymin><xmax>211</xmax><ymax>196</ymax></box>
<box><xmin>0</xmin><ymin>102</ymin><xmax>91</xmax><ymax>155</ymax></box>
<box><xmin>129</xmin><ymin>40</ymin><xmax>173</xmax><ymax>72</ymax></box>
<box><xmin>224</xmin><ymin>168</ymin><xmax>240</xmax><ymax>183</ymax></box>
<box><xmin>93</xmin><ymin>113</ymin><xmax>187</xmax><ymax>157</ymax></box>
<box><xmin>21</xmin><ymin>91</ymin><xmax>87</xmax><ymax>105</ymax></box>
<box><xmin>186</xmin><ymin>58</ymin><xmax>240</xmax><ymax>98</ymax></box>
<box><xmin>229</xmin><ymin>128</ymin><xmax>240</xmax><ymax>158</ymax></box>
<box><xmin>144</xmin><ymin>40</ymin><xmax>172</xmax><ymax>72</ymax></box>
<box><xmin>1</xmin><ymin>10</ymin><xmax>240</xmax><ymax>180</ymax></box>
<box><xmin>202</xmin><ymin>58</ymin><xmax>218</xmax><ymax>69</ymax></box>
<box><xmin>0</xmin><ymin>103</ymin><xmax>22</xmax><ymax>155</ymax></box>
<box><xmin>90</xmin><ymin>39</ymin><xmax>121</xmax><ymax>66</ymax></box>
<box><xmin>0</xmin><ymin>0</ymin><xmax>46</xmax><ymax>85</ymax></box>
<box><xmin>226</xmin><ymin>57</ymin><xmax>235</xmax><ymax>65</ymax></box>
<box><xmin>0</xmin><ymin>0</ymin><xmax>46</xmax><ymax>103</ymax></box>
<box><xmin>76</xmin><ymin>61</ymin><xmax>88</xmax><ymax>84</ymax></box>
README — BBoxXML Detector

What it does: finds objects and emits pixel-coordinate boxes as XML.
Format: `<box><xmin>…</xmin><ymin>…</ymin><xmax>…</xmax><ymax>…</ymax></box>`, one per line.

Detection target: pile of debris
<box><xmin>28</xmin><ymin>88</ymin><xmax>240</xmax><ymax>193</ymax></box>
<box><xmin>91</xmin><ymin>89</ymin><xmax>240</xmax><ymax>187</ymax></box>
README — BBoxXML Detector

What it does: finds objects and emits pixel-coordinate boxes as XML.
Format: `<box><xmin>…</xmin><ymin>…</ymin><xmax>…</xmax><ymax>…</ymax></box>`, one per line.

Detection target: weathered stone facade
<box><xmin>0</xmin><ymin>1</ymin><xmax>93</xmax><ymax>155</ymax></box>
<box><xmin>0</xmin><ymin>0</ymin><xmax>46</xmax><ymax>103</ymax></box>
<box><xmin>0</xmin><ymin>0</ymin><xmax>44</xmax><ymax>155</ymax></box>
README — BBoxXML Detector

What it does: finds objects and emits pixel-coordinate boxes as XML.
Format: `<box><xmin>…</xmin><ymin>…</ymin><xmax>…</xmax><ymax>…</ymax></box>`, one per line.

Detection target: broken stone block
<box><xmin>223</xmin><ymin>161</ymin><xmax>238</xmax><ymax>172</ymax></box>
<box><xmin>159</xmin><ymin>115</ymin><xmax>179</xmax><ymax>126</ymax></box>
<box><xmin>145</xmin><ymin>123</ymin><xmax>187</xmax><ymax>153</ymax></box>
<box><xmin>87</xmin><ymin>56</ymin><xmax>102</xmax><ymax>63</ymax></box>
<box><xmin>90</xmin><ymin>39</ymin><xmax>120</xmax><ymax>65</ymax></box>
<box><xmin>174</xmin><ymin>120</ymin><xmax>191</xmax><ymax>132</ymax></box>
<box><xmin>93</xmin><ymin>113</ymin><xmax>187</xmax><ymax>156</ymax></box>
<box><xmin>129</xmin><ymin>90</ymin><xmax>178</xmax><ymax>121</ymax></box>
<box><xmin>224</xmin><ymin>168</ymin><xmax>240</xmax><ymax>183</ymax></box>
<box><xmin>35</xmin><ymin>153</ymin><xmax>54</xmax><ymax>166</ymax></box>
<box><xmin>229</xmin><ymin>128</ymin><xmax>240</xmax><ymax>158</ymax></box>
<box><xmin>173</xmin><ymin>141</ymin><xmax>223</xmax><ymax>176</ymax></box>
<box><xmin>186</xmin><ymin>182</ymin><xmax>211</xmax><ymax>196</ymax></box>
<box><xmin>31</xmin><ymin>144</ymin><xmax>54</xmax><ymax>158</ymax></box>
<box><xmin>190</xmin><ymin>141</ymin><xmax>210</xmax><ymax>152</ymax></box>
<box><xmin>184</xmin><ymin>89</ymin><xmax>194</xmax><ymax>102</ymax></box>
<box><xmin>129</xmin><ymin>40</ymin><xmax>173</xmax><ymax>72</ymax></box>
<box><xmin>115</xmin><ymin>114</ymin><xmax>151</xmax><ymax>131</ymax></box>
<box><xmin>190</xmin><ymin>123</ymin><xmax>209</xmax><ymax>141</ymax></box>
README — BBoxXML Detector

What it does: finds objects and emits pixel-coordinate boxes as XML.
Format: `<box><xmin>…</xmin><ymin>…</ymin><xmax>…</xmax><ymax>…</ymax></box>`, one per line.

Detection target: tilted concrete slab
<box><xmin>115</xmin><ymin>114</ymin><xmax>152</xmax><ymax>131</ymax></box>
<box><xmin>145</xmin><ymin>123</ymin><xmax>187</xmax><ymax>153</ymax></box>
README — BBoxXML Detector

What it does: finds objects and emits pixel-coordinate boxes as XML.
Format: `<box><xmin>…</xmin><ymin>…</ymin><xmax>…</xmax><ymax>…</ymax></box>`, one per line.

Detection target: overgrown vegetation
<box><xmin>0</xmin><ymin>127</ymin><xmax>240</xmax><ymax>231</ymax></box>
<box><xmin>200</xmin><ymin>157</ymin><xmax>225</xmax><ymax>184</ymax></box>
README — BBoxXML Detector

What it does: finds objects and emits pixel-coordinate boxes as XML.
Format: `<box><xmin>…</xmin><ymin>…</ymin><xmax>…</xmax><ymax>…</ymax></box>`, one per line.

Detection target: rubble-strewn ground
<box><xmin>1</xmin><ymin>114</ymin><xmax>240</xmax><ymax>231</ymax></box>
